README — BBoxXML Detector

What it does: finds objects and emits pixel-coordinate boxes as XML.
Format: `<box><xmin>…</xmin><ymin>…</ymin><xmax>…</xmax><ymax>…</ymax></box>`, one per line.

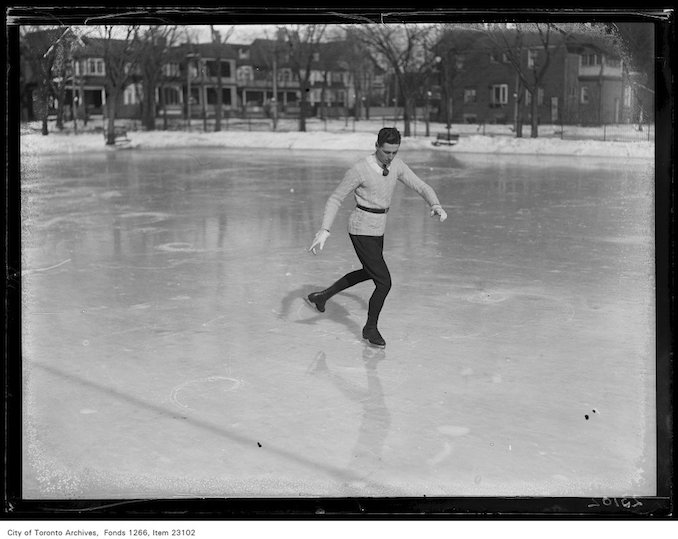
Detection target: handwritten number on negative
<box><xmin>587</xmin><ymin>497</ymin><xmax>643</xmax><ymax>509</ymax></box>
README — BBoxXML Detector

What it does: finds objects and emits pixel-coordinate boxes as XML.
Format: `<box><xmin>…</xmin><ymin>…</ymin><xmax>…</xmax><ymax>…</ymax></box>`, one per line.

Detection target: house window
<box><xmin>581</xmin><ymin>53</ymin><xmax>600</xmax><ymax>66</ymax></box>
<box><xmin>526</xmin><ymin>87</ymin><xmax>545</xmax><ymax>106</ymax></box>
<box><xmin>123</xmin><ymin>84</ymin><xmax>137</xmax><ymax>105</ymax></box>
<box><xmin>580</xmin><ymin>86</ymin><xmax>590</xmax><ymax>104</ymax></box>
<box><xmin>490</xmin><ymin>84</ymin><xmax>508</xmax><ymax>105</ymax></box>
<box><xmin>222</xmin><ymin>88</ymin><xmax>232</xmax><ymax>106</ymax></box>
<box><xmin>502</xmin><ymin>52</ymin><xmax>510</xmax><ymax>63</ymax></box>
<box><xmin>463</xmin><ymin>88</ymin><xmax>477</xmax><ymax>103</ymax></box>
<box><xmin>331</xmin><ymin>72</ymin><xmax>343</xmax><ymax>84</ymax></box>
<box><xmin>206</xmin><ymin>60</ymin><xmax>231</xmax><ymax>78</ymax></box>
<box><xmin>455</xmin><ymin>54</ymin><xmax>465</xmax><ymax>70</ymax></box>
<box><xmin>489</xmin><ymin>52</ymin><xmax>499</xmax><ymax>63</ymax></box>
<box><xmin>527</xmin><ymin>49</ymin><xmax>538</xmax><ymax>68</ymax></box>
<box><xmin>605</xmin><ymin>56</ymin><xmax>621</xmax><ymax>67</ymax></box>
<box><xmin>237</xmin><ymin>66</ymin><xmax>253</xmax><ymax>83</ymax></box>
<box><xmin>238</xmin><ymin>48</ymin><xmax>250</xmax><ymax>60</ymax></box>
<box><xmin>163</xmin><ymin>87</ymin><xmax>180</xmax><ymax>105</ymax></box>
<box><xmin>313</xmin><ymin>52</ymin><xmax>320</xmax><ymax>62</ymax></box>
<box><xmin>624</xmin><ymin>86</ymin><xmax>632</xmax><ymax>107</ymax></box>
<box><xmin>163</xmin><ymin>63</ymin><xmax>180</xmax><ymax>77</ymax></box>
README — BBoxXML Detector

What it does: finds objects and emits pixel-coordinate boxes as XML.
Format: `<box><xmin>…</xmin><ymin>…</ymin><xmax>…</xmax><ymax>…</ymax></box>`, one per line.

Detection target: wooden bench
<box><xmin>103</xmin><ymin>125</ymin><xmax>130</xmax><ymax>144</ymax></box>
<box><xmin>432</xmin><ymin>132</ymin><xmax>460</xmax><ymax>146</ymax></box>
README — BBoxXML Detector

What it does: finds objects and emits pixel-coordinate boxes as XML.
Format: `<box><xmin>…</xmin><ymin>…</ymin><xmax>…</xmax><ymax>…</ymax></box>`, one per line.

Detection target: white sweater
<box><xmin>321</xmin><ymin>153</ymin><xmax>442</xmax><ymax>236</ymax></box>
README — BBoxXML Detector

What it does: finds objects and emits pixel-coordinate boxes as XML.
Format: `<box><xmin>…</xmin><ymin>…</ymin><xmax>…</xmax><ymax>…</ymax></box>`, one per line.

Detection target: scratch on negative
<box><xmin>22</xmin><ymin>258</ymin><xmax>72</xmax><ymax>275</ymax></box>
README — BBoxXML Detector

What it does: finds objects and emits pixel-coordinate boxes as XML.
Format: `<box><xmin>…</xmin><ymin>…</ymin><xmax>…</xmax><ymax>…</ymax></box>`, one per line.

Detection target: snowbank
<box><xmin>20</xmin><ymin>129</ymin><xmax>654</xmax><ymax>159</ymax></box>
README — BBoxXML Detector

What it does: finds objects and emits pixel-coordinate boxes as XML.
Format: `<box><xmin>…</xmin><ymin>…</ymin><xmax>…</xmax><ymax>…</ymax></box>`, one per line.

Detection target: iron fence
<box><xmin>31</xmin><ymin>113</ymin><xmax>656</xmax><ymax>144</ymax></box>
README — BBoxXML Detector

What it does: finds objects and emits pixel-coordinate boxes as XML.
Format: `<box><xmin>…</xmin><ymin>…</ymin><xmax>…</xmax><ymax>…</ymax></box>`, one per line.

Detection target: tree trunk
<box><xmin>215</xmin><ymin>58</ymin><xmax>223</xmax><ymax>132</ymax></box>
<box><xmin>56</xmin><ymin>86</ymin><xmax>65</xmax><ymax>130</ymax></box>
<box><xmin>143</xmin><ymin>80</ymin><xmax>156</xmax><ymax>131</ymax></box>
<box><xmin>530</xmin><ymin>96</ymin><xmax>539</xmax><ymax>138</ymax></box>
<box><xmin>80</xmin><ymin>76</ymin><xmax>88</xmax><ymax>126</ymax></box>
<box><xmin>298</xmin><ymin>91</ymin><xmax>308</xmax><ymax>132</ymax></box>
<box><xmin>402</xmin><ymin>97</ymin><xmax>413</xmax><ymax>137</ymax></box>
<box><xmin>159</xmin><ymin>82</ymin><xmax>167</xmax><ymax>130</ymax></box>
<box><xmin>105</xmin><ymin>95</ymin><xmax>117</xmax><ymax>145</ymax></box>
<box><xmin>39</xmin><ymin>88</ymin><xmax>49</xmax><ymax>135</ymax></box>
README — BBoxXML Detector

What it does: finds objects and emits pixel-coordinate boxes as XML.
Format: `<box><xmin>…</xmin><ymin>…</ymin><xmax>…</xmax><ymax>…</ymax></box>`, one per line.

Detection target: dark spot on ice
<box><xmin>257</xmin><ymin>442</ymin><xmax>262</xmax><ymax>447</ymax></box>
<box><xmin>585</xmin><ymin>415</ymin><xmax>589</xmax><ymax>420</ymax></box>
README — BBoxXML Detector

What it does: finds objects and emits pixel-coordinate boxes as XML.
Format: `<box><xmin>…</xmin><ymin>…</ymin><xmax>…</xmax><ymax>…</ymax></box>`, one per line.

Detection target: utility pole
<box><xmin>425</xmin><ymin>90</ymin><xmax>431</xmax><ymax>137</ymax></box>
<box><xmin>186</xmin><ymin>54</ymin><xmax>192</xmax><ymax>129</ymax></box>
<box><xmin>272</xmin><ymin>48</ymin><xmax>278</xmax><ymax>130</ymax></box>
<box><xmin>71</xmin><ymin>57</ymin><xmax>78</xmax><ymax>133</ymax></box>
<box><xmin>200</xmin><ymin>54</ymin><xmax>207</xmax><ymax>132</ymax></box>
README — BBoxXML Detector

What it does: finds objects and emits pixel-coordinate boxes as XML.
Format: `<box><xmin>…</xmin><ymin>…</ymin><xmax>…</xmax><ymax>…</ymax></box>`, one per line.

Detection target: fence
<box><xmin>32</xmin><ymin>112</ymin><xmax>655</xmax><ymax>144</ymax></box>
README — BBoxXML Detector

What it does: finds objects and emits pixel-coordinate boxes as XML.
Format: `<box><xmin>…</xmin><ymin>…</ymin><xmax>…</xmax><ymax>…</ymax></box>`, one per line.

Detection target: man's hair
<box><xmin>377</xmin><ymin>127</ymin><xmax>401</xmax><ymax>147</ymax></box>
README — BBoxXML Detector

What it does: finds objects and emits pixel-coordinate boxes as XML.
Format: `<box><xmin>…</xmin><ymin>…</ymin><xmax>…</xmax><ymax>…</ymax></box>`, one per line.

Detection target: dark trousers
<box><xmin>323</xmin><ymin>234</ymin><xmax>392</xmax><ymax>328</ymax></box>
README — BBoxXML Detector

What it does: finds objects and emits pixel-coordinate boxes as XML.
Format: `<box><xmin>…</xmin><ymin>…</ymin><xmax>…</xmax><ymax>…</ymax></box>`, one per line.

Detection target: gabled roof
<box><xmin>236</xmin><ymin>38</ymin><xmax>353</xmax><ymax>71</ymax></box>
<box><xmin>563</xmin><ymin>32</ymin><xmax>621</xmax><ymax>58</ymax></box>
<box><xmin>177</xmin><ymin>41</ymin><xmax>238</xmax><ymax>60</ymax></box>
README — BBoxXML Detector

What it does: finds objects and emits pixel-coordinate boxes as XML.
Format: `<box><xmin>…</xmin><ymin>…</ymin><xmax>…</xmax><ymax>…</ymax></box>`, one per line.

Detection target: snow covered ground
<box><xmin>20</xmin><ymin>120</ymin><xmax>654</xmax><ymax>159</ymax></box>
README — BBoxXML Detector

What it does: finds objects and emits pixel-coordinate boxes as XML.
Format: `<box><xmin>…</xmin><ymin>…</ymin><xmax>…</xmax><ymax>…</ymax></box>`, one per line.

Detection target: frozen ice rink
<box><xmin>20</xmin><ymin>147</ymin><xmax>656</xmax><ymax>498</ymax></box>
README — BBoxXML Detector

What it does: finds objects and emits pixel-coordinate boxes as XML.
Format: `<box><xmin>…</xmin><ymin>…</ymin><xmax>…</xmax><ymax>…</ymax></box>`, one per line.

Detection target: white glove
<box><xmin>430</xmin><ymin>205</ymin><xmax>448</xmax><ymax>222</ymax></box>
<box><xmin>308</xmin><ymin>229</ymin><xmax>330</xmax><ymax>255</ymax></box>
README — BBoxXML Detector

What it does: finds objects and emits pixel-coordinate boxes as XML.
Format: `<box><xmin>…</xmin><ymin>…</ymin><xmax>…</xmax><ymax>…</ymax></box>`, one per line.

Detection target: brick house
<box><xmin>21</xmin><ymin>28</ymin><xmax>650</xmax><ymax>127</ymax></box>
<box><xmin>439</xmin><ymin>29</ymin><xmax>649</xmax><ymax>126</ymax></box>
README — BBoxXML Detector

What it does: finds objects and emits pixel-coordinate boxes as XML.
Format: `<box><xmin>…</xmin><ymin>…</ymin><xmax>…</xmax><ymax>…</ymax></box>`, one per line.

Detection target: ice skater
<box><xmin>307</xmin><ymin>127</ymin><xmax>448</xmax><ymax>347</ymax></box>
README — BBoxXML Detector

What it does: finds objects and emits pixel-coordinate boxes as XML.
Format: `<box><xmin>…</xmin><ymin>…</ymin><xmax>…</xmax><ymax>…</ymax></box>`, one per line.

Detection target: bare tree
<box><xmin>485</xmin><ymin>23</ymin><xmax>558</xmax><ymax>138</ymax></box>
<box><xmin>88</xmin><ymin>26</ymin><xmax>142</xmax><ymax>145</ymax></box>
<box><xmin>137</xmin><ymin>25</ymin><xmax>179</xmax><ymax>131</ymax></box>
<box><xmin>278</xmin><ymin>25</ymin><xmax>327</xmax><ymax>132</ymax></box>
<box><xmin>208</xmin><ymin>26</ymin><xmax>236</xmax><ymax>132</ymax></box>
<box><xmin>347</xmin><ymin>23</ymin><xmax>440</xmax><ymax>137</ymax></box>
<box><xmin>20</xmin><ymin>26</ymin><xmax>76</xmax><ymax>135</ymax></box>
<box><xmin>340</xmin><ymin>35</ymin><xmax>373</xmax><ymax>120</ymax></box>
<box><xmin>432</xmin><ymin>25</ymin><xmax>481</xmax><ymax>132</ymax></box>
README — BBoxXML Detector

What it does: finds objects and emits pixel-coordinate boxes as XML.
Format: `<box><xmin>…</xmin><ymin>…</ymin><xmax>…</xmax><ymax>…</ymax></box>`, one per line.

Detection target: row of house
<box><xmin>20</xmin><ymin>27</ymin><xmax>653</xmax><ymax>127</ymax></box>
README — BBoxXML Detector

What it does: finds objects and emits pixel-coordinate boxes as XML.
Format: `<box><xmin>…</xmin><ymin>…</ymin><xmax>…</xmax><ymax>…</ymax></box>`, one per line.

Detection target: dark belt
<box><xmin>357</xmin><ymin>204</ymin><xmax>389</xmax><ymax>214</ymax></box>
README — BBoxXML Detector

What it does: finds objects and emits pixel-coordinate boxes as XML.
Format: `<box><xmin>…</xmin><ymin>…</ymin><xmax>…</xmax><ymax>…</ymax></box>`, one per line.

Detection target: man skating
<box><xmin>307</xmin><ymin>127</ymin><xmax>447</xmax><ymax>347</ymax></box>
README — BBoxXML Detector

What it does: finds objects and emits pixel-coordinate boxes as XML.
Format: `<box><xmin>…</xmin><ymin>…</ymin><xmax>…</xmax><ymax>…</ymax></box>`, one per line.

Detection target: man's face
<box><xmin>375</xmin><ymin>142</ymin><xmax>400</xmax><ymax>167</ymax></box>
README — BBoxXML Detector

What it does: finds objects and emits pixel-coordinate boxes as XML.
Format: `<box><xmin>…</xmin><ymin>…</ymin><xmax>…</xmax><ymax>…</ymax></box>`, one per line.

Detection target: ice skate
<box><xmin>362</xmin><ymin>326</ymin><xmax>386</xmax><ymax>348</ymax></box>
<box><xmin>306</xmin><ymin>291</ymin><xmax>328</xmax><ymax>312</ymax></box>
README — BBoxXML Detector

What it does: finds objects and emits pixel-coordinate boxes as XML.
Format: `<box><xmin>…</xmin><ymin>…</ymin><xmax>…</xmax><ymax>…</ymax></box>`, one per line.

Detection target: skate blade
<box><xmin>305</xmin><ymin>296</ymin><xmax>324</xmax><ymax>313</ymax></box>
<box><xmin>363</xmin><ymin>337</ymin><xmax>386</xmax><ymax>349</ymax></box>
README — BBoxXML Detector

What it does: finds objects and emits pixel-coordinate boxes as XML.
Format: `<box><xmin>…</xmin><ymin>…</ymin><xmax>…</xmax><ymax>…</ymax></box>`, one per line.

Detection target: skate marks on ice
<box><xmin>276</xmin><ymin>285</ymin><xmax>369</xmax><ymax>343</ymax></box>
<box><xmin>29</xmin><ymin>360</ymin><xmax>404</xmax><ymax>497</ymax></box>
<box><xmin>437</xmin><ymin>285</ymin><xmax>576</xmax><ymax>342</ymax></box>
<box><xmin>170</xmin><ymin>375</ymin><xmax>246</xmax><ymax>411</ymax></box>
<box><xmin>427</xmin><ymin>425</ymin><xmax>472</xmax><ymax>467</ymax></box>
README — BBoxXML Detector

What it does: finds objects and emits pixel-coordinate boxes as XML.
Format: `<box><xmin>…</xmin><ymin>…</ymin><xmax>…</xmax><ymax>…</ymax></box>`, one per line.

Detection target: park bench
<box><xmin>103</xmin><ymin>125</ymin><xmax>130</xmax><ymax>145</ymax></box>
<box><xmin>432</xmin><ymin>132</ymin><xmax>460</xmax><ymax>146</ymax></box>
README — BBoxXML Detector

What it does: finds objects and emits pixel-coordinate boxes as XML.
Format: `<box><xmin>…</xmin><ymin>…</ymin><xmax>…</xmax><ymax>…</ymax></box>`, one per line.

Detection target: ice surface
<box><xmin>20</xmin><ymin>147</ymin><xmax>656</xmax><ymax>498</ymax></box>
